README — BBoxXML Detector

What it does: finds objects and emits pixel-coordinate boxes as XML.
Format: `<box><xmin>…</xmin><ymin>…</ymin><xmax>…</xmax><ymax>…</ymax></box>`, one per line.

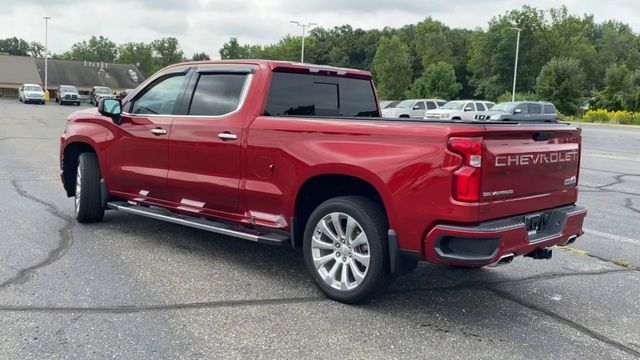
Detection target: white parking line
<box><xmin>584</xmin><ymin>228</ymin><xmax>640</xmax><ymax>246</ymax></box>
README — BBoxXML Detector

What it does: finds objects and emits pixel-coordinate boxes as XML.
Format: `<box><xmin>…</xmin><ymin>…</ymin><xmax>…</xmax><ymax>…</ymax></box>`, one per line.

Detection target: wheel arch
<box><xmin>290</xmin><ymin>166</ymin><xmax>396</xmax><ymax>247</ymax></box>
<box><xmin>62</xmin><ymin>141</ymin><xmax>99</xmax><ymax>197</ymax></box>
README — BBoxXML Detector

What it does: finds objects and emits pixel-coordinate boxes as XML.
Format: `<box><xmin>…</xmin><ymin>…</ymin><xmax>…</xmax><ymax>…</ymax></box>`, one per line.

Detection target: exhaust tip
<box><xmin>489</xmin><ymin>253</ymin><xmax>514</xmax><ymax>267</ymax></box>
<box><xmin>559</xmin><ymin>235</ymin><xmax>578</xmax><ymax>247</ymax></box>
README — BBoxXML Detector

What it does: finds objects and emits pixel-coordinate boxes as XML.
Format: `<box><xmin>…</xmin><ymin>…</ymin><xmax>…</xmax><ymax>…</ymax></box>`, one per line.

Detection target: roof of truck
<box><xmin>165</xmin><ymin>59</ymin><xmax>373</xmax><ymax>79</ymax></box>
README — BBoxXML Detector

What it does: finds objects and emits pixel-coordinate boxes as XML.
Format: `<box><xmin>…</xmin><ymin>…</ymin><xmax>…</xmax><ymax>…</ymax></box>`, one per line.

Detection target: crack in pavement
<box><xmin>625</xmin><ymin>198</ymin><xmax>640</xmax><ymax>215</ymax></box>
<box><xmin>486</xmin><ymin>287</ymin><xmax>640</xmax><ymax>358</ymax></box>
<box><xmin>0</xmin><ymin>180</ymin><xmax>75</xmax><ymax>290</ymax></box>
<box><xmin>0</xmin><ymin>268</ymin><xmax>631</xmax><ymax>313</ymax></box>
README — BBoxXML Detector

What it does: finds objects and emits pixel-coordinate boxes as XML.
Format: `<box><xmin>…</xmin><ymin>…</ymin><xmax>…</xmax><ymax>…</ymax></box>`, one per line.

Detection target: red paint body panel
<box><xmin>60</xmin><ymin>60</ymin><xmax>586</xmax><ymax>265</ymax></box>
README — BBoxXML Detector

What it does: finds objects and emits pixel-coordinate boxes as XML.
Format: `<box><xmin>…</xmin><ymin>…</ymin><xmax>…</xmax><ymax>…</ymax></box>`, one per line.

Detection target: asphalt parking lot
<box><xmin>0</xmin><ymin>99</ymin><xmax>638</xmax><ymax>359</ymax></box>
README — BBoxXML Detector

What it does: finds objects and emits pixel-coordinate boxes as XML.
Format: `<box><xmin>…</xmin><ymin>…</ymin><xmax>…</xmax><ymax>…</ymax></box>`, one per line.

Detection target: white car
<box><xmin>423</xmin><ymin>100</ymin><xmax>495</xmax><ymax>121</ymax></box>
<box><xmin>381</xmin><ymin>99</ymin><xmax>446</xmax><ymax>119</ymax></box>
<box><xmin>19</xmin><ymin>84</ymin><xmax>45</xmax><ymax>105</ymax></box>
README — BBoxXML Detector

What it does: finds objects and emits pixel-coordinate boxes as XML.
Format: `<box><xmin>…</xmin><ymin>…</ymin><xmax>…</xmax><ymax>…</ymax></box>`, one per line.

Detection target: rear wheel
<box><xmin>74</xmin><ymin>153</ymin><xmax>104</xmax><ymax>223</ymax></box>
<box><xmin>303</xmin><ymin>196</ymin><xmax>390</xmax><ymax>303</ymax></box>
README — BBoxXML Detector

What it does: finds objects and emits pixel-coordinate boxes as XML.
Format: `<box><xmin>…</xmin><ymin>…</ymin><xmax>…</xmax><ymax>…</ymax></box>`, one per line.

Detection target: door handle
<box><xmin>150</xmin><ymin>128</ymin><xmax>167</xmax><ymax>136</ymax></box>
<box><xmin>218</xmin><ymin>132</ymin><xmax>237</xmax><ymax>140</ymax></box>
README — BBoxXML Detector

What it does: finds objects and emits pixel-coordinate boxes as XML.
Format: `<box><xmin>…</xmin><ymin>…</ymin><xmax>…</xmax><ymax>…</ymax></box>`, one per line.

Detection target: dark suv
<box><xmin>483</xmin><ymin>101</ymin><xmax>558</xmax><ymax>122</ymax></box>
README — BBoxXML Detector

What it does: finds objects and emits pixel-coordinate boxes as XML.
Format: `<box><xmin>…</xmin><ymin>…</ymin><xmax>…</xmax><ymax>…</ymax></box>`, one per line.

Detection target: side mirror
<box><xmin>98</xmin><ymin>98</ymin><xmax>123</xmax><ymax>124</ymax></box>
<box><xmin>464</xmin><ymin>107</ymin><xmax>473</xmax><ymax>112</ymax></box>
<box><xmin>412</xmin><ymin>105</ymin><xmax>421</xmax><ymax>110</ymax></box>
<box><xmin>514</xmin><ymin>108</ymin><xmax>523</xmax><ymax>114</ymax></box>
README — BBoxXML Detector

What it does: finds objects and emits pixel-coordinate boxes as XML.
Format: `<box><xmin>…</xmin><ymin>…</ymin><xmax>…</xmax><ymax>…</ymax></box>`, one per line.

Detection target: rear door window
<box><xmin>475</xmin><ymin>102</ymin><xmax>486</xmax><ymax>111</ymax></box>
<box><xmin>426</xmin><ymin>101</ymin><xmax>437</xmax><ymax>110</ymax></box>
<box><xmin>265</xmin><ymin>72</ymin><xmax>378</xmax><ymax>117</ymax></box>
<box><xmin>187</xmin><ymin>73</ymin><xmax>248</xmax><ymax>116</ymax></box>
<box><xmin>528</xmin><ymin>103</ymin><xmax>542</xmax><ymax>114</ymax></box>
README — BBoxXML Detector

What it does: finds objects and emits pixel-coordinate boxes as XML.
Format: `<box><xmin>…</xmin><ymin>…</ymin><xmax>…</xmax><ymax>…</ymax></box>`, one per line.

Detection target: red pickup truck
<box><xmin>60</xmin><ymin>60</ymin><xmax>586</xmax><ymax>303</ymax></box>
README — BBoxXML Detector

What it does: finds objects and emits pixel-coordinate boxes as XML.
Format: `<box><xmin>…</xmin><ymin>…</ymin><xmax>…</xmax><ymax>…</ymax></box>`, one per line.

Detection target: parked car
<box><xmin>381</xmin><ymin>99</ymin><xmax>446</xmax><ymax>118</ymax></box>
<box><xmin>379</xmin><ymin>100</ymin><xmax>400</xmax><ymax>109</ymax></box>
<box><xmin>60</xmin><ymin>60</ymin><xmax>586</xmax><ymax>303</ymax></box>
<box><xmin>56</xmin><ymin>85</ymin><xmax>81</xmax><ymax>106</ymax></box>
<box><xmin>483</xmin><ymin>101</ymin><xmax>558</xmax><ymax>122</ymax></box>
<box><xmin>424</xmin><ymin>100</ymin><xmax>495</xmax><ymax>121</ymax></box>
<box><xmin>18</xmin><ymin>84</ymin><xmax>45</xmax><ymax>104</ymax></box>
<box><xmin>89</xmin><ymin>86</ymin><xmax>114</xmax><ymax>106</ymax></box>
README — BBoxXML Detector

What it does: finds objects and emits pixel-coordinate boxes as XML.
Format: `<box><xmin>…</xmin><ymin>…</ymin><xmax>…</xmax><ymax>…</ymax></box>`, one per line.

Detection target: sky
<box><xmin>0</xmin><ymin>0</ymin><xmax>639</xmax><ymax>59</ymax></box>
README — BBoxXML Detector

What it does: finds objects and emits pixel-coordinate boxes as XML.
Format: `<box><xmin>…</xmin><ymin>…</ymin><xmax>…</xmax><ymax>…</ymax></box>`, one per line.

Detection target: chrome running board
<box><xmin>107</xmin><ymin>201</ymin><xmax>289</xmax><ymax>246</ymax></box>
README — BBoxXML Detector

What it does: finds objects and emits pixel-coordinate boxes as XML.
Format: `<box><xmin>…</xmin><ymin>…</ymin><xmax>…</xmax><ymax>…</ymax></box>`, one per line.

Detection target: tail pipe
<box><xmin>489</xmin><ymin>253</ymin><xmax>515</xmax><ymax>267</ymax></box>
<box><xmin>559</xmin><ymin>235</ymin><xmax>578</xmax><ymax>247</ymax></box>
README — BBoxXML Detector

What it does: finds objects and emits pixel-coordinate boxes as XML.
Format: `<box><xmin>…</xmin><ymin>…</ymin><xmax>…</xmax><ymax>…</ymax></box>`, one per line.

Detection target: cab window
<box><xmin>129</xmin><ymin>74</ymin><xmax>187</xmax><ymax>115</ymax></box>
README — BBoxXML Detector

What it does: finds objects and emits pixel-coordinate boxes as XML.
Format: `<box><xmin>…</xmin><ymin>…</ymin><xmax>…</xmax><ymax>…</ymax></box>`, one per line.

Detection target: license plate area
<box><xmin>524</xmin><ymin>212</ymin><xmax>551</xmax><ymax>236</ymax></box>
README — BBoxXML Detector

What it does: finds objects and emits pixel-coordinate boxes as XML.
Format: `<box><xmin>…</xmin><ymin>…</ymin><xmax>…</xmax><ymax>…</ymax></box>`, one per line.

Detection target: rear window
<box><xmin>265</xmin><ymin>72</ymin><xmax>378</xmax><ymax>117</ymax></box>
<box><xmin>544</xmin><ymin>104</ymin><xmax>556</xmax><ymax>114</ymax></box>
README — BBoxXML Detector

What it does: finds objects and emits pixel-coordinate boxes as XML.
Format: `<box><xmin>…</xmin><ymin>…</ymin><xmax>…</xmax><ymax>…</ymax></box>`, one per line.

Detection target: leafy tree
<box><xmin>28</xmin><ymin>42</ymin><xmax>45</xmax><ymax>57</ymax></box>
<box><xmin>496</xmin><ymin>91</ymin><xmax>539</xmax><ymax>103</ymax></box>
<box><xmin>191</xmin><ymin>52</ymin><xmax>211</xmax><ymax>61</ymax></box>
<box><xmin>152</xmin><ymin>37</ymin><xmax>184</xmax><ymax>67</ymax></box>
<box><xmin>414</xmin><ymin>18</ymin><xmax>453</xmax><ymax>68</ymax></box>
<box><xmin>0</xmin><ymin>37</ymin><xmax>45</xmax><ymax>57</ymax></box>
<box><xmin>219</xmin><ymin>37</ymin><xmax>252</xmax><ymax>59</ymax></box>
<box><xmin>594</xmin><ymin>63</ymin><xmax>630</xmax><ymax>110</ymax></box>
<box><xmin>535</xmin><ymin>57</ymin><xmax>586</xmax><ymax>114</ymax></box>
<box><xmin>372</xmin><ymin>35</ymin><xmax>412</xmax><ymax>99</ymax></box>
<box><xmin>407</xmin><ymin>62</ymin><xmax>461</xmax><ymax>99</ymax></box>
<box><xmin>68</xmin><ymin>35</ymin><xmax>118</xmax><ymax>62</ymax></box>
<box><xmin>118</xmin><ymin>42</ymin><xmax>155</xmax><ymax>76</ymax></box>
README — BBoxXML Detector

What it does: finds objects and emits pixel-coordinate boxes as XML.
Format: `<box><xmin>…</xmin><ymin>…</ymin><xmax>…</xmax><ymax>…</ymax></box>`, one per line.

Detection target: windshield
<box><xmin>60</xmin><ymin>85</ymin><xmax>77</xmax><ymax>92</ymax></box>
<box><xmin>440</xmin><ymin>101</ymin><xmax>465</xmax><ymax>110</ymax></box>
<box><xmin>25</xmin><ymin>85</ymin><xmax>42</xmax><ymax>92</ymax></box>
<box><xmin>394</xmin><ymin>100</ymin><xmax>415</xmax><ymax>109</ymax></box>
<box><xmin>95</xmin><ymin>87</ymin><xmax>112</xmax><ymax>95</ymax></box>
<box><xmin>491</xmin><ymin>102</ymin><xmax>516</xmax><ymax>113</ymax></box>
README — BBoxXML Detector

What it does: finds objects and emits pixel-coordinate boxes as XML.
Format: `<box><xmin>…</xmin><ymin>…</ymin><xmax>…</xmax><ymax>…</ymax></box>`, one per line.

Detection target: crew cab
<box><xmin>60</xmin><ymin>60</ymin><xmax>586</xmax><ymax>303</ymax></box>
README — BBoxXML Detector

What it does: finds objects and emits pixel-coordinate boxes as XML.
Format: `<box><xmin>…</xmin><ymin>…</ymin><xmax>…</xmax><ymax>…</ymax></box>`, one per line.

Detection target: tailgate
<box><xmin>478</xmin><ymin>124</ymin><xmax>581</xmax><ymax>221</ymax></box>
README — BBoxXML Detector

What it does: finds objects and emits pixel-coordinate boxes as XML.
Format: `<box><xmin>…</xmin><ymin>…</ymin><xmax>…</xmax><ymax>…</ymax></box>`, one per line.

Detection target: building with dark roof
<box><xmin>33</xmin><ymin>58</ymin><xmax>145</xmax><ymax>93</ymax></box>
<box><xmin>0</xmin><ymin>55</ymin><xmax>42</xmax><ymax>97</ymax></box>
<box><xmin>0</xmin><ymin>54</ymin><xmax>145</xmax><ymax>99</ymax></box>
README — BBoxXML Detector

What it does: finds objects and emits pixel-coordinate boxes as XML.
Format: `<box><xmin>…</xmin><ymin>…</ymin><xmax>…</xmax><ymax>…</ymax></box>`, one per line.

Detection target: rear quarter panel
<box><xmin>245</xmin><ymin>116</ymin><xmax>486</xmax><ymax>253</ymax></box>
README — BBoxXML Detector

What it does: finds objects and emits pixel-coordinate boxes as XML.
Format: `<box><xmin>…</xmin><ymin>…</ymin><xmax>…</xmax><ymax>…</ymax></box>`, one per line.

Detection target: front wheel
<box><xmin>74</xmin><ymin>153</ymin><xmax>104</xmax><ymax>223</ymax></box>
<box><xmin>303</xmin><ymin>196</ymin><xmax>390</xmax><ymax>303</ymax></box>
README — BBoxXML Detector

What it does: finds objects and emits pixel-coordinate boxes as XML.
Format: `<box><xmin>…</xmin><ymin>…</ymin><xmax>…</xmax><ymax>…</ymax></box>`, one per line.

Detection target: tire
<box><xmin>303</xmin><ymin>196</ymin><xmax>390</xmax><ymax>303</ymax></box>
<box><xmin>74</xmin><ymin>153</ymin><xmax>104</xmax><ymax>223</ymax></box>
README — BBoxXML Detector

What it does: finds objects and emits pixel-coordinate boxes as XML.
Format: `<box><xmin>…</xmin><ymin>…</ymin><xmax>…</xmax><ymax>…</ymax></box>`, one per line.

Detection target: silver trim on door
<box><xmin>218</xmin><ymin>132</ymin><xmax>237</xmax><ymax>140</ymax></box>
<box><xmin>150</xmin><ymin>128</ymin><xmax>167</xmax><ymax>135</ymax></box>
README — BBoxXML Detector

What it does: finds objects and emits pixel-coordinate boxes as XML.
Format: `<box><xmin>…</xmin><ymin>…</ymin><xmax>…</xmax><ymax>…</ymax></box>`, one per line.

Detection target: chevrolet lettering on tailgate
<box><xmin>495</xmin><ymin>150</ymin><xmax>579</xmax><ymax>167</ymax></box>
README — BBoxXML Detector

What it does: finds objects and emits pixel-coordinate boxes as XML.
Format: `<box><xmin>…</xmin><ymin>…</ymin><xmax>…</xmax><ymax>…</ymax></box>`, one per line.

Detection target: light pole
<box><xmin>510</xmin><ymin>27</ymin><xmax>521</xmax><ymax>102</ymax></box>
<box><xmin>290</xmin><ymin>20</ymin><xmax>317</xmax><ymax>63</ymax></box>
<box><xmin>43</xmin><ymin>16</ymin><xmax>51</xmax><ymax>100</ymax></box>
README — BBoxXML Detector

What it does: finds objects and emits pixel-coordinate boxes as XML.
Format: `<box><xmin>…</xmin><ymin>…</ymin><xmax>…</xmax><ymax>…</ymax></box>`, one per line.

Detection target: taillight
<box><xmin>448</xmin><ymin>137</ymin><xmax>483</xmax><ymax>201</ymax></box>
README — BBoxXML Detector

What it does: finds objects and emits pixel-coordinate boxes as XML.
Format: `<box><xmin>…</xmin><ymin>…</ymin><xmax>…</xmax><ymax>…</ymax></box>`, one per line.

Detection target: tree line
<box><xmin>220</xmin><ymin>6</ymin><xmax>640</xmax><ymax>115</ymax></box>
<box><xmin>0</xmin><ymin>35</ymin><xmax>209</xmax><ymax>79</ymax></box>
<box><xmin>3</xmin><ymin>5</ymin><xmax>640</xmax><ymax>114</ymax></box>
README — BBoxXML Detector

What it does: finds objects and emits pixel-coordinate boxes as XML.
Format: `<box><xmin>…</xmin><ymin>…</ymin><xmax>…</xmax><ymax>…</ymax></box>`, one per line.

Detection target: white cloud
<box><xmin>0</xmin><ymin>0</ymin><xmax>638</xmax><ymax>60</ymax></box>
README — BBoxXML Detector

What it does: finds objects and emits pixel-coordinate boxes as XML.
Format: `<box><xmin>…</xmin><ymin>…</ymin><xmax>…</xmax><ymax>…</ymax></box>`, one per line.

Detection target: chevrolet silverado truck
<box><xmin>60</xmin><ymin>60</ymin><xmax>587</xmax><ymax>303</ymax></box>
